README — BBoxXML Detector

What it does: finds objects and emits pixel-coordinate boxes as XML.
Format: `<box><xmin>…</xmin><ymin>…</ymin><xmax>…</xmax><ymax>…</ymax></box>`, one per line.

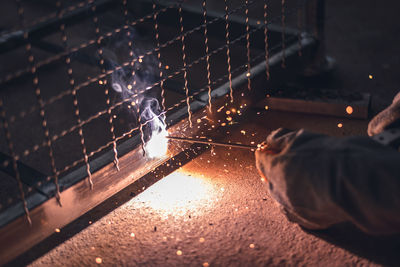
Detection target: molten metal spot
<box><xmin>346</xmin><ymin>106</ymin><xmax>353</xmax><ymax>114</ymax></box>
<box><xmin>369</xmin><ymin>74</ymin><xmax>373</xmax><ymax>79</ymax></box>
<box><xmin>176</xmin><ymin>250</ymin><xmax>182</xmax><ymax>256</ymax></box>
<box><xmin>95</xmin><ymin>257</ymin><xmax>102</xmax><ymax>264</ymax></box>
<box><xmin>337</xmin><ymin>123</ymin><xmax>343</xmax><ymax>128</ymax></box>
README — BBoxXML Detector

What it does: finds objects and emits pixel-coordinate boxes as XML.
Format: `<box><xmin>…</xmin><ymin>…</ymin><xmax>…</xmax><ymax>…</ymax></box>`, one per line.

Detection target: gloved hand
<box><xmin>256</xmin><ymin>128</ymin><xmax>400</xmax><ymax>235</ymax></box>
<box><xmin>368</xmin><ymin>92</ymin><xmax>400</xmax><ymax>136</ymax></box>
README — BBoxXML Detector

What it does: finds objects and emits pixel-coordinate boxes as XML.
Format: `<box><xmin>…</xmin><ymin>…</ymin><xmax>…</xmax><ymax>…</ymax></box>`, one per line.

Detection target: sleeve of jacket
<box><xmin>255</xmin><ymin>128</ymin><xmax>400</xmax><ymax>235</ymax></box>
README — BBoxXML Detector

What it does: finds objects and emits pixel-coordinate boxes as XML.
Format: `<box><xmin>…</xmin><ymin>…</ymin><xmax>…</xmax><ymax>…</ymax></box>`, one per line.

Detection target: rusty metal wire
<box><xmin>224</xmin><ymin>0</ymin><xmax>234</xmax><ymax>103</ymax></box>
<box><xmin>14</xmin><ymin>0</ymin><xmax>62</xmax><ymax>207</ymax></box>
<box><xmin>54</xmin><ymin>35</ymin><xmax>291</xmax><ymax>181</ymax></box>
<box><xmin>0</xmin><ymin>2</ymin><xmax>180</xmax><ymax>87</ymax></box>
<box><xmin>0</xmin><ymin>99</ymin><xmax>32</xmax><ymax>225</ymax></box>
<box><xmin>245</xmin><ymin>0</ymin><xmax>252</xmax><ymax>91</ymax></box>
<box><xmin>2</xmin><ymin>0</ymin><xmax>298</xmax><ymax>171</ymax></box>
<box><xmin>263</xmin><ymin>0</ymin><xmax>270</xmax><ymax>81</ymax></box>
<box><xmin>6</xmin><ymin>0</ymin><xmax>253</xmax><ymax>125</ymax></box>
<box><xmin>1</xmin><ymin>0</ymin><xmax>306</xmax><ymax>208</ymax></box>
<box><xmin>202</xmin><ymin>0</ymin><xmax>213</xmax><ymax>113</ymax></box>
<box><xmin>1</xmin><ymin>0</ymin><xmax>94</xmax><ymax>37</ymax></box>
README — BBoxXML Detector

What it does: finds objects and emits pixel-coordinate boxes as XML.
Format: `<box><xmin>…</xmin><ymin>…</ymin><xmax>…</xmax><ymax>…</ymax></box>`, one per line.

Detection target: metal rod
<box><xmin>167</xmin><ymin>136</ymin><xmax>258</xmax><ymax>150</ymax></box>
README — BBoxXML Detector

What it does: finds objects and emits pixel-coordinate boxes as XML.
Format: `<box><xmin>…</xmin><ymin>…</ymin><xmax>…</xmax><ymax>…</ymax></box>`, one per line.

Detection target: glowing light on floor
<box><xmin>130</xmin><ymin>170</ymin><xmax>215</xmax><ymax>217</ymax></box>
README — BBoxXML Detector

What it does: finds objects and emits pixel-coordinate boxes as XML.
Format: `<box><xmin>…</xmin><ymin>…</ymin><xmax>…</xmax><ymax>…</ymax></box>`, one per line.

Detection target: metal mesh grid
<box><xmin>0</xmin><ymin>0</ymin><xmax>314</xmax><ymax>225</ymax></box>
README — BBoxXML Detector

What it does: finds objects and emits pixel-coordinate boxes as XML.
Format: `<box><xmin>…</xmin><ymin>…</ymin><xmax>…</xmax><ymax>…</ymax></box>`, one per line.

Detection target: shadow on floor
<box><xmin>6</xmin><ymin>144</ymin><xmax>209</xmax><ymax>267</ymax></box>
<box><xmin>305</xmin><ymin>223</ymin><xmax>400</xmax><ymax>266</ymax></box>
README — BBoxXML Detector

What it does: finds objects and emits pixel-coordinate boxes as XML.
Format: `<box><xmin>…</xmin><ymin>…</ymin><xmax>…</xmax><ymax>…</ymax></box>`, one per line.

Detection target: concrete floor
<box><xmin>31</xmin><ymin>109</ymin><xmax>391</xmax><ymax>267</ymax></box>
<box><xmin>9</xmin><ymin>0</ymin><xmax>400</xmax><ymax>266</ymax></box>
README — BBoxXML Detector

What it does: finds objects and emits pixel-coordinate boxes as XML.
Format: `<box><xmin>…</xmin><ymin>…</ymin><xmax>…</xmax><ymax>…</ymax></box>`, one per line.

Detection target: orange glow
<box><xmin>368</xmin><ymin>74</ymin><xmax>373</xmax><ymax>79</ymax></box>
<box><xmin>346</xmin><ymin>106</ymin><xmax>353</xmax><ymax>114</ymax></box>
<box><xmin>337</xmin><ymin>123</ymin><xmax>343</xmax><ymax>128</ymax></box>
<box><xmin>95</xmin><ymin>257</ymin><xmax>102</xmax><ymax>264</ymax></box>
<box><xmin>129</xmin><ymin>170</ymin><xmax>215</xmax><ymax>217</ymax></box>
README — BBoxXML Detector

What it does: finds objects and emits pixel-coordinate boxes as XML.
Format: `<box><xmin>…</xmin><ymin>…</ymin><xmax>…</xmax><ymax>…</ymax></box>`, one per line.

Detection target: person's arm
<box><xmin>256</xmin><ymin>128</ymin><xmax>400</xmax><ymax>235</ymax></box>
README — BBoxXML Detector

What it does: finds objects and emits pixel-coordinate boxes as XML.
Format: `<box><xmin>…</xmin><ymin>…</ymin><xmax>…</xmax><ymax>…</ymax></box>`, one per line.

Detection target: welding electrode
<box><xmin>166</xmin><ymin>136</ymin><xmax>278</xmax><ymax>153</ymax></box>
<box><xmin>166</xmin><ymin>136</ymin><xmax>257</xmax><ymax>150</ymax></box>
<box><xmin>167</xmin><ymin>136</ymin><xmax>277</xmax><ymax>184</ymax></box>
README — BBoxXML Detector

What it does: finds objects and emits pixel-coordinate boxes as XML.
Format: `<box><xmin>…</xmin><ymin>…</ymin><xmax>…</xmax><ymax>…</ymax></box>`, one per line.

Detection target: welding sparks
<box><xmin>346</xmin><ymin>106</ymin><xmax>353</xmax><ymax>114</ymax></box>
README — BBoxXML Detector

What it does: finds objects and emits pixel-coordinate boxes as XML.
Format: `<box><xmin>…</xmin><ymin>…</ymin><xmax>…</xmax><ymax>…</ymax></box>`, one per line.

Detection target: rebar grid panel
<box><xmin>57</xmin><ymin>1</ymin><xmax>94</xmax><ymax>191</ymax></box>
<box><xmin>14</xmin><ymin>0</ymin><xmax>62</xmax><ymax>206</ymax></box>
<box><xmin>0</xmin><ymin>0</ymin><xmax>312</xmax><ymax>194</ymax></box>
<box><xmin>224</xmin><ymin>0</ymin><xmax>234</xmax><ymax>102</ymax></box>
<box><xmin>0</xmin><ymin>0</ymin><xmax>323</xmax><ymax>261</ymax></box>
<box><xmin>92</xmin><ymin>4</ymin><xmax>121</xmax><ymax>171</ymax></box>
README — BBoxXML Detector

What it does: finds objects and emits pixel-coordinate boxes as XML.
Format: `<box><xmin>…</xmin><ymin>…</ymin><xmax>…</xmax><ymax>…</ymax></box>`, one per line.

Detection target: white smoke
<box><xmin>105</xmin><ymin>27</ymin><xmax>168</xmax><ymax>157</ymax></box>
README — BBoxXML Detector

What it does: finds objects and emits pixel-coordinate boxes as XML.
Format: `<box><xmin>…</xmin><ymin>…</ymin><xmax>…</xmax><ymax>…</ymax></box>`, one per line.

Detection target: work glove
<box><xmin>256</xmin><ymin>128</ymin><xmax>400</xmax><ymax>235</ymax></box>
<box><xmin>368</xmin><ymin>92</ymin><xmax>400</xmax><ymax>136</ymax></box>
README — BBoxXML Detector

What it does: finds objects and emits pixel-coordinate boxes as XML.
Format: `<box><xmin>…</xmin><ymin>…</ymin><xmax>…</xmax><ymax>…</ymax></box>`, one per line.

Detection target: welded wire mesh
<box><xmin>0</xmin><ymin>0</ymin><xmax>315</xmax><ymax>224</ymax></box>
